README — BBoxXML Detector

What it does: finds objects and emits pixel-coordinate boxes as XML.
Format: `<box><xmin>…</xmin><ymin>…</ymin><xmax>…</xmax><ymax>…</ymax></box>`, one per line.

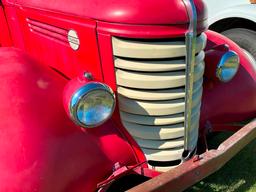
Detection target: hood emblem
<box><xmin>68</xmin><ymin>30</ymin><xmax>80</xmax><ymax>51</ymax></box>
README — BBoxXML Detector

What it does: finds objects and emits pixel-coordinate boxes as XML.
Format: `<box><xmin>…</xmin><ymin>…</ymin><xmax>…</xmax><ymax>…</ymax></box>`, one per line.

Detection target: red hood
<box><xmin>8</xmin><ymin>0</ymin><xmax>207</xmax><ymax>25</ymax></box>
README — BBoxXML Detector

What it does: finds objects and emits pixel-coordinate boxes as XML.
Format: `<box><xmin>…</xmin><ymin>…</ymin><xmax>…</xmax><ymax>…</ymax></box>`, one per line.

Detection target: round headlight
<box><xmin>70</xmin><ymin>82</ymin><xmax>115</xmax><ymax>128</ymax></box>
<box><xmin>216</xmin><ymin>51</ymin><xmax>240</xmax><ymax>82</ymax></box>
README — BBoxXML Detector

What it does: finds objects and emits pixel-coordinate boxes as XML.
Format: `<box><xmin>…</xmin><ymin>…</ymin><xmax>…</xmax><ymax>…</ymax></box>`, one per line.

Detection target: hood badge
<box><xmin>68</xmin><ymin>30</ymin><xmax>80</xmax><ymax>51</ymax></box>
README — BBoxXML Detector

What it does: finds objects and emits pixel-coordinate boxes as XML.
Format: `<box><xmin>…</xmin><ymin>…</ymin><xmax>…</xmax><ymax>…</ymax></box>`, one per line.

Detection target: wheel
<box><xmin>222</xmin><ymin>28</ymin><xmax>256</xmax><ymax>62</ymax></box>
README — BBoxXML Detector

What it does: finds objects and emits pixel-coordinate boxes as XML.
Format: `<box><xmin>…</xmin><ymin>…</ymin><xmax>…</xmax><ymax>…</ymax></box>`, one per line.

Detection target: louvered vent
<box><xmin>112</xmin><ymin>33</ymin><xmax>207</xmax><ymax>172</ymax></box>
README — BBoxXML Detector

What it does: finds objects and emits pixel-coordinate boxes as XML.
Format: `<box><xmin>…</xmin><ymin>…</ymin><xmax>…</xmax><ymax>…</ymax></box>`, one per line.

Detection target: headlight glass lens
<box><xmin>70</xmin><ymin>82</ymin><xmax>115</xmax><ymax>128</ymax></box>
<box><xmin>77</xmin><ymin>90</ymin><xmax>114</xmax><ymax>127</ymax></box>
<box><xmin>216</xmin><ymin>51</ymin><xmax>239</xmax><ymax>82</ymax></box>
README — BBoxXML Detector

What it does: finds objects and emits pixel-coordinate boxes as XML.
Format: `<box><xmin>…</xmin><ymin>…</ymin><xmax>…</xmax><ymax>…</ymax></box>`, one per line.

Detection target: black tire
<box><xmin>222</xmin><ymin>28</ymin><xmax>256</xmax><ymax>61</ymax></box>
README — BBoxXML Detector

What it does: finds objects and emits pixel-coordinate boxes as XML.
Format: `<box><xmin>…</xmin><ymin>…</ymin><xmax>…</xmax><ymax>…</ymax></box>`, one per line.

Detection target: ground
<box><xmin>187</xmin><ymin>132</ymin><xmax>256</xmax><ymax>192</ymax></box>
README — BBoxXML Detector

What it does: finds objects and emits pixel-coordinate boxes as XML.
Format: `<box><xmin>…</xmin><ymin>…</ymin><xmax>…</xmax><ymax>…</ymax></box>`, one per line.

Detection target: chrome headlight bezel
<box><xmin>216</xmin><ymin>51</ymin><xmax>240</xmax><ymax>82</ymax></box>
<box><xmin>69</xmin><ymin>82</ymin><xmax>116</xmax><ymax>128</ymax></box>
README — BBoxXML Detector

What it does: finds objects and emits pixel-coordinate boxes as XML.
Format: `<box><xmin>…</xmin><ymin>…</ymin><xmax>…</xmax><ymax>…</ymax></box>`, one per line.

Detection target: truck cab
<box><xmin>0</xmin><ymin>0</ymin><xmax>255</xmax><ymax>191</ymax></box>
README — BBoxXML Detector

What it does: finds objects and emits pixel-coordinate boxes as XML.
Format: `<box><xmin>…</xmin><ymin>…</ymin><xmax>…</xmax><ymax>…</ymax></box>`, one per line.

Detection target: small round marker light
<box><xmin>66</xmin><ymin>81</ymin><xmax>115</xmax><ymax>128</ymax></box>
<box><xmin>216</xmin><ymin>51</ymin><xmax>240</xmax><ymax>82</ymax></box>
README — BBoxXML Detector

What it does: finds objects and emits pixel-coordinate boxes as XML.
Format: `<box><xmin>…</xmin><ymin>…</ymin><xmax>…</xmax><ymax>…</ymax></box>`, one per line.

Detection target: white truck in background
<box><xmin>204</xmin><ymin>0</ymin><xmax>256</xmax><ymax>62</ymax></box>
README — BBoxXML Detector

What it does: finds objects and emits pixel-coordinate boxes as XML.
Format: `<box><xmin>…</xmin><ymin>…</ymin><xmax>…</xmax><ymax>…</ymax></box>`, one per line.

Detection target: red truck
<box><xmin>0</xmin><ymin>0</ymin><xmax>255</xmax><ymax>191</ymax></box>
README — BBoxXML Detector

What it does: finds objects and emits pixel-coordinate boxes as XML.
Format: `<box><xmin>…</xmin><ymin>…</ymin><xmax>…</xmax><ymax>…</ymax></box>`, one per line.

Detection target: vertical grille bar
<box><xmin>183</xmin><ymin>0</ymin><xmax>198</xmax><ymax>153</ymax></box>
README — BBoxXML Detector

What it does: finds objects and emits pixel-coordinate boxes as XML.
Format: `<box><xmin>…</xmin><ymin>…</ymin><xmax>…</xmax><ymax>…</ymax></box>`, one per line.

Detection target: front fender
<box><xmin>0</xmin><ymin>48</ymin><xmax>137</xmax><ymax>192</ymax></box>
<box><xmin>200</xmin><ymin>30</ymin><xmax>256</xmax><ymax>133</ymax></box>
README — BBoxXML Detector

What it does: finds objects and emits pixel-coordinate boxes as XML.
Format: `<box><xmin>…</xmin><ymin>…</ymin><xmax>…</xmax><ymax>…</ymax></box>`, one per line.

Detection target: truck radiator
<box><xmin>112</xmin><ymin>33</ymin><xmax>206</xmax><ymax>172</ymax></box>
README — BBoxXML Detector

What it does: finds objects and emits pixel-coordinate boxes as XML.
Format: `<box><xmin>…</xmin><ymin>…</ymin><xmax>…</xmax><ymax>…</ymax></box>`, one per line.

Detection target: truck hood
<box><xmin>12</xmin><ymin>0</ymin><xmax>207</xmax><ymax>25</ymax></box>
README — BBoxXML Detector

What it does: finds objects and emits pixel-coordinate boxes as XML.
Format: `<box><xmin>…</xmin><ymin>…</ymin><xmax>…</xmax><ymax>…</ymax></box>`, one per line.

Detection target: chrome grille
<box><xmin>112</xmin><ymin>33</ymin><xmax>207</xmax><ymax>172</ymax></box>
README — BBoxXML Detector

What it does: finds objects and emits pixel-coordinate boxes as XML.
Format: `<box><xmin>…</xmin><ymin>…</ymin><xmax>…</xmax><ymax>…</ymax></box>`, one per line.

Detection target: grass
<box><xmin>186</xmin><ymin>132</ymin><xmax>256</xmax><ymax>192</ymax></box>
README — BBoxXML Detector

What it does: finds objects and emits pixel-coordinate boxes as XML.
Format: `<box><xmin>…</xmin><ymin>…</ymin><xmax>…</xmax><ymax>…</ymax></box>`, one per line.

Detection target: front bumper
<box><xmin>128</xmin><ymin>120</ymin><xmax>256</xmax><ymax>192</ymax></box>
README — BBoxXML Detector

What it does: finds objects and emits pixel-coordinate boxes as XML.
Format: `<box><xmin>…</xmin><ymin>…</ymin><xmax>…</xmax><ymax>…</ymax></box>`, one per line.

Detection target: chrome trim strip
<box><xmin>182</xmin><ymin>0</ymin><xmax>198</xmax><ymax>152</ymax></box>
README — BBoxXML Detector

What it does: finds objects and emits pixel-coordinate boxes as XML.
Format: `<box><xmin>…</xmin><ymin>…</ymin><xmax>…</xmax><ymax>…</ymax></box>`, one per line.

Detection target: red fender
<box><xmin>200</xmin><ymin>30</ymin><xmax>256</xmax><ymax>133</ymax></box>
<box><xmin>0</xmin><ymin>48</ymin><xmax>137</xmax><ymax>192</ymax></box>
